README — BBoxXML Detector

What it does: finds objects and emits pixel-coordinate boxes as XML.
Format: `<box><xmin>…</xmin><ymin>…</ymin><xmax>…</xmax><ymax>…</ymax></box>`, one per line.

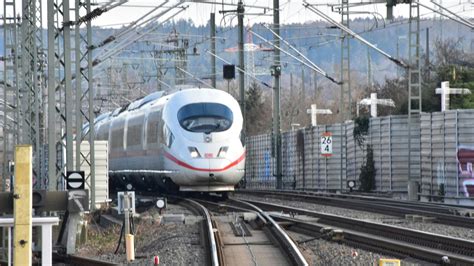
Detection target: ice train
<box><xmin>93</xmin><ymin>88</ymin><xmax>245</xmax><ymax>193</ymax></box>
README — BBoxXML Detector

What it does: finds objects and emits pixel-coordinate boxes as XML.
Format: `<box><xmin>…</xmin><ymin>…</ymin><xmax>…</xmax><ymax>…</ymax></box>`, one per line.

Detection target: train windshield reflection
<box><xmin>178</xmin><ymin>103</ymin><xmax>233</xmax><ymax>133</ymax></box>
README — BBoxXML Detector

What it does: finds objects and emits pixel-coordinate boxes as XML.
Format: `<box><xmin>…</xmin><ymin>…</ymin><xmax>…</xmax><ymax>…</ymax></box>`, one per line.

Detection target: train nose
<box><xmin>208</xmin><ymin>159</ymin><xmax>231</xmax><ymax>172</ymax></box>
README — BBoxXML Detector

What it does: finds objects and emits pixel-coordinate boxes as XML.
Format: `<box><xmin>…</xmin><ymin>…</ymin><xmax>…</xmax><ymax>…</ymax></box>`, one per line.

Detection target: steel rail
<box><xmin>240</xmin><ymin>189</ymin><xmax>460</xmax><ymax>213</ymax></box>
<box><xmin>280</xmin><ymin>189</ymin><xmax>474</xmax><ymax>211</ymax></box>
<box><xmin>194</xmin><ymin>198</ymin><xmax>308</xmax><ymax>266</ymax></box>
<box><xmin>237</xmin><ymin>190</ymin><xmax>474</xmax><ymax>228</ymax></box>
<box><xmin>271</xmin><ymin>214</ymin><xmax>474</xmax><ymax>265</ymax></box>
<box><xmin>227</xmin><ymin>199</ymin><xmax>309</xmax><ymax>266</ymax></box>
<box><xmin>240</xmin><ymin>199</ymin><xmax>474</xmax><ymax>261</ymax></box>
<box><xmin>180</xmin><ymin>198</ymin><xmax>220</xmax><ymax>266</ymax></box>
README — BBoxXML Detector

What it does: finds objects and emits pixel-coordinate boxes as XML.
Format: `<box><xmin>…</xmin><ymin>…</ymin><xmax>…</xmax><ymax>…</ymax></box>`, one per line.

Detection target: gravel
<box><xmin>234</xmin><ymin>194</ymin><xmax>474</xmax><ymax>240</ymax></box>
<box><xmin>77</xmin><ymin>203</ymin><xmax>206</xmax><ymax>265</ymax></box>
<box><xmin>288</xmin><ymin>231</ymin><xmax>431</xmax><ymax>266</ymax></box>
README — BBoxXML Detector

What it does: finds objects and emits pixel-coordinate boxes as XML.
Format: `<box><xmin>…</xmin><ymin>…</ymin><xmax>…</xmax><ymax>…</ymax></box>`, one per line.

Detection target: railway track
<box><xmin>240</xmin><ymin>199</ymin><xmax>474</xmax><ymax>265</ymax></box>
<box><xmin>177</xmin><ymin>197</ymin><xmax>220</xmax><ymax>266</ymax></box>
<box><xmin>53</xmin><ymin>253</ymin><xmax>119</xmax><ymax>265</ymax></box>
<box><xmin>56</xmin><ymin>195</ymin><xmax>218</xmax><ymax>265</ymax></box>
<box><xmin>196</xmin><ymin>198</ymin><xmax>309</xmax><ymax>266</ymax></box>
<box><xmin>236</xmin><ymin>190</ymin><xmax>474</xmax><ymax>228</ymax></box>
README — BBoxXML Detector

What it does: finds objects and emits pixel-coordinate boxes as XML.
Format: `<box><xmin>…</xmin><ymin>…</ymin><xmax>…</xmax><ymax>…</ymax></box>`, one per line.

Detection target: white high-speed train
<box><xmin>94</xmin><ymin>88</ymin><xmax>245</xmax><ymax>193</ymax></box>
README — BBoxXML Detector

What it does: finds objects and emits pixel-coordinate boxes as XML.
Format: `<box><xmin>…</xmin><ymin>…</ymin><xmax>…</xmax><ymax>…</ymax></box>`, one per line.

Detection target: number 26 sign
<box><xmin>321</xmin><ymin>132</ymin><xmax>332</xmax><ymax>157</ymax></box>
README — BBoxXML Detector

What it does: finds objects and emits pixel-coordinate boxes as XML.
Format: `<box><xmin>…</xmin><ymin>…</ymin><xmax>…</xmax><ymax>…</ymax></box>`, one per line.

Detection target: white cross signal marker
<box><xmin>436</xmin><ymin>81</ymin><xmax>471</xmax><ymax>112</ymax></box>
<box><xmin>358</xmin><ymin>93</ymin><xmax>395</xmax><ymax>118</ymax></box>
<box><xmin>306</xmin><ymin>104</ymin><xmax>332</xmax><ymax>126</ymax></box>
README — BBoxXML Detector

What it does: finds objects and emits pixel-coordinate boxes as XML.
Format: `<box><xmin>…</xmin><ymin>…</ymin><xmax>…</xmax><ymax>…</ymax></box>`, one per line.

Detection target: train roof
<box><xmin>125</xmin><ymin>91</ymin><xmax>165</xmax><ymax>112</ymax></box>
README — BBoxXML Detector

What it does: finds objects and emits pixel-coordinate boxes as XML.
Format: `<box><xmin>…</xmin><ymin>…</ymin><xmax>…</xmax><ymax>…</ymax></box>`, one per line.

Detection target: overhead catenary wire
<box><xmin>64</xmin><ymin>0</ymin><xmax>128</xmax><ymax>27</ymax></box>
<box><xmin>207</xmin><ymin>50</ymin><xmax>273</xmax><ymax>88</ymax></box>
<box><xmin>261</xmin><ymin>2</ymin><xmax>470</xmax><ymax>47</ymax></box>
<box><xmin>249</xmin><ymin>29</ymin><xmax>342</xmax><ymax>84</ymax></box>
<box><xmin>82</xmin><ymin>6</ymin><xmax>187</xmax><ymax>91</ymax></box>
<box><xmin>93</xmin><ymin>4</ymin><xmax>188</xmax><ymax>73</ymax></box>
<box><xmin>90</xmin><ymin>1</ymin><xmax>170</xmax><ymax>50</ymax></box>
<box><xmin>303</xmin><ymin>0</ymin><xmax>409</xmax><ymax>69</ymax></box>
<box><xmin>421</xmin><ymin>1</ymin><xmax>474</xmax><ymax>29</ymax></box>
<box><xmin>175</xmin><ymin>66</ymin><xmax>215</xmax><ymax>88</ymax></box>
<box><xmin>156</xmin><ymin>78</ymin><xmax>173</xmax><ymax>89</ymax></box>
<box><xmin>260</xmin><ymin>24</ymin><xmax>341</xmax><ymax>84</ymax></box>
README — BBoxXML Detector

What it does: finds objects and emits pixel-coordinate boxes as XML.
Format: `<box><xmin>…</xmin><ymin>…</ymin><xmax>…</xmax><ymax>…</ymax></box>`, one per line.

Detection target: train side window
<box><xmin>95</xmin><ymin>125</ymin><xmax>103</xmax><ymax>140</ymax></box>
<box><xmin>111</xmin><ymin>128</ymin><xmax>124</xmax><ymax>149</ymax></box>
<box><xmin>147</xmin><ymin>111</ymin><xmax>162</xmax><ymax>145</ymax></box>
<box><xmin>163</xmin><ymin>125</ymin><xmax>174</xmax><ymax>148</ymax></box>
<box><xmin>147</xmin><ymin>121</ymin><xmax>159</xmax><ymax>144</ymax></box>
<box><xmin>127</xmin><ymin>124</ymin><xmax>142</xmax><ymax>147</ymax></box>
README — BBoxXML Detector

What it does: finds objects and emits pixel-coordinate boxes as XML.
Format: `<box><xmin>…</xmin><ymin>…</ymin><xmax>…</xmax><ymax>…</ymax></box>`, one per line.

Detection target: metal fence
<box><xmin>245</xmin><ymin>114</ymin><xmax>426</xmax><ymax>196</ymax></box>
<box><xmin>246</xmin><ymin>111</ymin><xmax>474</xmax><ymax>201</ymax></box>
<box><xmin>244</xmin><ymin>134</ymin><xmax>275</xmax><ymax>189</ymax></box>
<box><xmin>368</xmin><ymin>115</ymin><xmax>420</xmax><ymax>192</ymax></box>
<box><xmin>420</xmin><ymin>110</ymin><xmax>474</xmax><ymax>202</ymax></box>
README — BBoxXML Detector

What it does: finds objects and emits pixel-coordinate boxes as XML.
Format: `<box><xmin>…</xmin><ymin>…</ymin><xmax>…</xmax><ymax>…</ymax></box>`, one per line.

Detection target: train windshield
<box><xmin>178</xmin><ymin>103</ymin><xmax>233</xmax><ymax>133</ymax></box>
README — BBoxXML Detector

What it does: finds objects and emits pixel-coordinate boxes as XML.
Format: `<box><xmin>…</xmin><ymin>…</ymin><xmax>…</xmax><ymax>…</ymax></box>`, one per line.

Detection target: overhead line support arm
<box><xmin>249</xmin><ymin>29</ymin><xmax>341</xmax><ymax>84</ymax></box>
<box><xmin>303</xmin><ymin>1</ymin><xmax>409</xmax><ymax>69</ymax></box>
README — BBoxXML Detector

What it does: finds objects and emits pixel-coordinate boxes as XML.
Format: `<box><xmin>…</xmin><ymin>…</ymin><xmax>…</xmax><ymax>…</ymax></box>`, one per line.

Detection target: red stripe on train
<box><xmin>164</xmin><ymin>151</ymin><xmax>245</xmax><ymax>172</ymax></box>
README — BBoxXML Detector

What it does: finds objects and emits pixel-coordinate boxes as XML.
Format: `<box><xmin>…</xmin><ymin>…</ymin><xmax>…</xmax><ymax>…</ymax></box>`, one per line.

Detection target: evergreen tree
<box><xmin>359</xmin><ymin>145</ymin><xmax>376</xmax><ymax>192</ymax></box>
<box><xmin>245</xmin><ymin>81</ymin><xmax>270</xmax><ymax>136</ymax></box>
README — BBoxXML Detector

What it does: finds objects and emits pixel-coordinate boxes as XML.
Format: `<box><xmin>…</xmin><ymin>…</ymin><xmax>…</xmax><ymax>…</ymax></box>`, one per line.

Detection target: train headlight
<box><xmin>188</xmin><ymin>147</ymin><xmax>201</xmax><ymax>158</ymax></box>
<box><xmin>217</xmin><ymin>147</ymin><xmax>228</xmax><ymax>158</ymax></box>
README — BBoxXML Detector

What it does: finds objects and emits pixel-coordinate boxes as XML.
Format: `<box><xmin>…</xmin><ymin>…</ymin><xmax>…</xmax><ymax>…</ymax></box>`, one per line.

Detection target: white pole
<box><xmin>311</xmin><ymin>104</ymin><xmax>317</xmax><ymax>126</ymax></box>
<box><xmin>441</xmin><ymin>81</ymin><xmax>448</xmax><ymax>111</ymax></box>
<box><xmin>42</xmin><ymin>224</ymin><xmax>53</xmax><ymax>266</ymax></box>
<box><xmin>8</xmin><ymin>227</ymin><xmax>11</xmax><ymax>266</ymax></box>
<box><xmin>370</xmin><ymin>93</ymin><xmax>377</xmax><ymax>117</ymax></box>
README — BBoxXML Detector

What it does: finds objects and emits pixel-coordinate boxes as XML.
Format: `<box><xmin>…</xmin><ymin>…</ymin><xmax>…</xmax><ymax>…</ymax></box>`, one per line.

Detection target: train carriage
<box><xmin>94</xmin><ymin>88</ymin><xmax>245</xmax><ymax>193</ymax></box>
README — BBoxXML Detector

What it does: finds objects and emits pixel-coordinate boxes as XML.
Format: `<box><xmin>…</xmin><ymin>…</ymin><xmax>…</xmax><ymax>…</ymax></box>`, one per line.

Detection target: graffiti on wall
<box><xmin>435</xmin><ymin>161</ymin><xmax>446</xmax><ymax>197</ymax></box>
<box><xmin>457</xmin><ymin>145</ymin><xmax>474</xmax><ymax>197</ymax></box>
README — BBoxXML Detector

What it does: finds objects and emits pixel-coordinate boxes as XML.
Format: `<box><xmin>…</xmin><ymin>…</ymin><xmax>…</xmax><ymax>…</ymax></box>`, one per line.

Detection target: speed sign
<box><xmin>321</xmin><ymin>132</ymin><xmax>332</xmax><ymax>157</ymax></box>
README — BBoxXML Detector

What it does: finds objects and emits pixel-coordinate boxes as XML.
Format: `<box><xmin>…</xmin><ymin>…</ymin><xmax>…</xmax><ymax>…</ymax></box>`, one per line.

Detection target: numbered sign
<box><xmin>321</xmin><ymin>132</ymin><xmax>332</xmax><ymax>157</ymax></box>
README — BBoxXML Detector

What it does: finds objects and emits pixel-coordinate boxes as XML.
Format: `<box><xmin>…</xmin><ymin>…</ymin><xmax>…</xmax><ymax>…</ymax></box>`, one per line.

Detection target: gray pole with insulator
<box><xmin>273</xmin><ymin>0</ymin><xmax>282</xmax><ymax>189</ymax></box>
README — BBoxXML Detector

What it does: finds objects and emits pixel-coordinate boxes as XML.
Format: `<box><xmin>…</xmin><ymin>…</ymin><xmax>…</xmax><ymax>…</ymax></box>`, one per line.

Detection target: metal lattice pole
<box><xmin>63</xmin><ymin>0</ymin><xmax>74</xmax><ymax>178</ymax></box>
<box><xmin>87</xmin><ymin>2</ymin><xmax>96</xmax><ymax>209</ymax></box>
<box><xmin>2</xmin><ymin>0</ymin><xmax>20</xmax><ymax>192</ymax></box>
<box><xmin>339</xmin><ymin>0</ymin><xmax>351</xmax><ymax>192</ymax></box>
<box><xmin>47</xmin><ymin>0</ymin><xmax>68</xmax><ymax>191</ymax></box>
<box><xmin>74</xmin><ymin>0</ymin><xmax>96</xmax><ymax>209</ymax></box>
<box><xmin>21</xmin><ymin>0</ymin><xmax>44</xmax><ymax>188</ymax></box>
<box><xmin>408</xmin><ymin>0</ymin><xmax>422</xmax><ymax>200</ymax></box>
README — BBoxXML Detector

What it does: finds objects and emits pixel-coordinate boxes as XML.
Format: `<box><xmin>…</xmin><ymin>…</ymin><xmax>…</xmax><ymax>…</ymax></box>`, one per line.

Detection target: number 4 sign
<box><xmin>321</xmin><ymin>132</ymin><xmax>332</xmax><ymax>157</ymax></box>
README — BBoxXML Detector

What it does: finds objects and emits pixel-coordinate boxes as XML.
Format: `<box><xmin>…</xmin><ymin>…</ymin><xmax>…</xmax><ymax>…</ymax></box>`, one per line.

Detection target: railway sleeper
<box><xmin>273</xmin><ymin>215</ymin><xmax>474</xmax><ymax>266</ymax></box>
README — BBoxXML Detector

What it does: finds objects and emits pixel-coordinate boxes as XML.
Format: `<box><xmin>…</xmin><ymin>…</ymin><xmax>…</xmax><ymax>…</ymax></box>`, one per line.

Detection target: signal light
<box><xmin>217</xmin><ymin>147</ymin><xmax>228</xmax><ymax>158</ymax></box>
<box><xmin>188</xmin><ymin>147</ymin><xmax>201</xmax><ymax>158</ymax></box>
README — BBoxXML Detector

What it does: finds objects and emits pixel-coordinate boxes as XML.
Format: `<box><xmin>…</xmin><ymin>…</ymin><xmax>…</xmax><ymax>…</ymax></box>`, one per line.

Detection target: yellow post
<box><xmin>13</xmin><ymin>145</ymin><xmax>32</xmax><ymax>265</ymax></box>
<box><xmin>126</xmin><ymin>234</ymin><xmax>135</xmax><ymax>262</ymax></box>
